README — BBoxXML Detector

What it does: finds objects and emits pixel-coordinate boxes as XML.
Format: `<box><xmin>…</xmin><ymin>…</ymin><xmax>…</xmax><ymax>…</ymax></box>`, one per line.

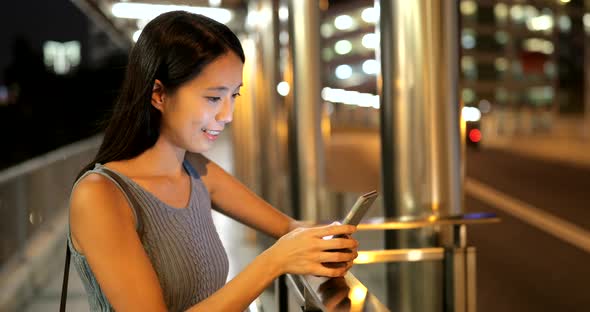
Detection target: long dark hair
<box><xmin>77</xmin><ymin>11</ymin><xmax>245</xmax><ymax>180</ymax></box>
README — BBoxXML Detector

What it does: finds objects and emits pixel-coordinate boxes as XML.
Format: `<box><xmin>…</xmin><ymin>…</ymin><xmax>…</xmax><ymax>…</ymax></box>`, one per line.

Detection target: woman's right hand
<box><xmin>264</xmin><ymin>222</ymin><xmax>359</xmax><ymax>278</ymax></box>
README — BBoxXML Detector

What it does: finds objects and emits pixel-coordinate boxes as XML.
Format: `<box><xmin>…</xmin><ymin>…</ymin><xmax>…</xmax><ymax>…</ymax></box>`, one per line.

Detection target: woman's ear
<box><xmin>151</xmin><ymin>79</ymin><xmax>166</xmax><ymax>112</ymax></box>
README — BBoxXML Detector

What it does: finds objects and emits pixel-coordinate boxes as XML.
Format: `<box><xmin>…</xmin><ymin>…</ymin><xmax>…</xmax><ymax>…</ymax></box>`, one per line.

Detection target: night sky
<box><xmin>0</xmin><ymin>0</ymin><xmax>89</xmax><ymax>85</ymax></box>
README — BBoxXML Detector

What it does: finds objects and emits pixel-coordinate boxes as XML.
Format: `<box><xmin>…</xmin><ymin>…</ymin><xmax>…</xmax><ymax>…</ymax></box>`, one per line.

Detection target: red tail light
<box><xmin>469</xmin><ymin>129</ymin><xmax>481</xmax><ymax>143</ymax></box>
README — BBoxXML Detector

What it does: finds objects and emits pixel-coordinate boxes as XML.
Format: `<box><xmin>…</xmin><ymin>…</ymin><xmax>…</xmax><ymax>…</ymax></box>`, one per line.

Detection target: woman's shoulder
<box><xmin>73</xmin><ymin>171</ymin><xmax>118</xmax><ymax>198</ymax></box>
<box><xmin>70</xmin><ymin>170</ymin><xmax>136</xmax><ymax>227</ymax></box>
<box><xmin>69</xmin><ymin>171</ymin><xmax>142</xmax><ymax>255</ymax></box>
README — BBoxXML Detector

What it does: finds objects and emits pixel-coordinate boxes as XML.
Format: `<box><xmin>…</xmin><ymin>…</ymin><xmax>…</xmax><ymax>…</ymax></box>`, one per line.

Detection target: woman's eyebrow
<box><xmin>206</xmin><ymin>83</ymin><xmax>243</xmax><ymax>92</ymax></box>
<box><xmin>206</xmin><ymin>86</ymin><xmax>229</xmax><ymax>91</ymax></box>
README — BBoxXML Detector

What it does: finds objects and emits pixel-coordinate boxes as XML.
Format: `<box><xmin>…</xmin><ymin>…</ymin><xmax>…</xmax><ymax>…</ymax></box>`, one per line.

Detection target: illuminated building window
<box><xmin>321</xmin><ymin>23</ymin><xmax>335</xmax><ymax>38</ymax></box>
<box><xmin>558</xmin><ymin>15</ymin><xmax>572</xmax><ymax>33</ymax></box>
<box><xmin>335</xmin><ymin>64</ymin><xmax>353</xmax><ymax>80</ymax></box>
<box><xmin>462</xmin><ymin>88</ymin><xmax>476</xmax><ymax>104</ymax></box>
<box><xmin>461</xmin><ymin>56</ymin><xmax>477</xmax><ymax>80</ymax></box>
<box><xmin>494</xmin><ymin>3</ymin><xmax>509</xmax><ymax>24</ymax></box>
<box><xmin>495</xmin><ymin>88</ymin><xmax>508</xmax><ymax>104</ymax></box>
<box><xmin>43</xmin><ymin>41</ymin><xmax>81</xmax><ymax>75</ymax></box>
<box><xmin>494</xmin><ymin>57</ymin><xmax>509</xmax><ymax>72</ymax></box>
<box><xmin>334</xmin><ymin>40</ymin><xmax>353</xmax><ymax>55</ymax></box>
<box><xmin>460</xmin><ymin>1</ymin><xmax>477</xmax><ymax>16</ymax></box>
<box><xmin>494</xmin><ymin>31</ymin><xmax>509</xmax><ymax>45</ymax></box>
<box><xmin>361</xmin><ymin>7</ymin><xmax>378</xmax><ymax>24</ymax></box>
<box><xmin>461</xmin><ymin>29</ymin><xmax>476</xmax><ymax>49</ymax></box>
<box><xmin>361</xmin><ymin>33</ymin><xmax>378</xmax><ymax>49</ymax></box>
<box><xmin>334</xmin><ymin>15</ymin><xmax>355</xmax><ymax>31</ymax></box>
<box><xmin>362</xmin><ymin>59</ymin><xmax>379</xmax><ymax>75</ymax></box>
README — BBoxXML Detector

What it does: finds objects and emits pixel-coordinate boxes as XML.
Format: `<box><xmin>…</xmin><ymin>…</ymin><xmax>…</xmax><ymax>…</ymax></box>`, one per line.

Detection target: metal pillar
<box><xmin>234</xmin><ymin>0</ymin><xmax>282</xmax><ymax>201</ymax></box>
<box><xmin>253</xmin><ymin>0</ymin><xmax>282</xmax><ymax>207</ymax></box>
<box><xmin>377</xmin><ymin>0</ymin><xmax>461</xmax><ymax>311</ymax></box>
<box><xmin>287</xmin><ymin>0</ymin><xmax>325</xmax><ymax>222</ymax></box>
<box><xmin>232</xmin><ymin>36</ymin><xmax>261</xmax><ymax>194</ymax></box>
<box><xmin>585</xmin><ymin>0</ymin><xmax>590</xmax><ymax>139</ymax></box>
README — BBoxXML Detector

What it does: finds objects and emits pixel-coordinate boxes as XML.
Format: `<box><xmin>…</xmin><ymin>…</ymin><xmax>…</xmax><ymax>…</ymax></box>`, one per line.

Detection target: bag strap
<box><xmin>60</xmin><ymin>244</ymin><xmax>71</xmax><ymax>312</ymax></box>
<box><xmin>59</xmin><ymin>168</ymin><xmax>142</xmax><ymax>311</ymax></box>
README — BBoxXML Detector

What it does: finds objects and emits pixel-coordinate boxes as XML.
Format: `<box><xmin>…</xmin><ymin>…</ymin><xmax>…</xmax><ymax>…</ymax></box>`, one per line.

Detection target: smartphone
<box><xmin>323</xmin><ymin>190</ymin><xmax>378</xmax><ymax>268</ymax></box>
<box><xmin>342</xmin><ymin>190</ymin><xmax>378</xmax><ymax>225</ymax></box>
<box><xmin>331</xmin><ymin>190</ymin><xmax>378</xmax><ymax>239</ymax></box>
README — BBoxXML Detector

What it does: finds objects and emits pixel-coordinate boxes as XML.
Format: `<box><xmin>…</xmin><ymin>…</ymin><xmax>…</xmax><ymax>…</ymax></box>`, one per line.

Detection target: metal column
<box><xmin>253</xmin><ymin>0</ymin><xmax>282</xmax><ymax>207</ymax></box>
<box><xmin>232</xmin><ymin>36</ymin><xmax>261</xmax><ymax>194</ymax></box>
<box><xmin>234</xmin><ymin>0</ymin><xmax>282</xmax><ymax>202</ymax></box>
<box><xmin>287</xmin><ymin>0</ymin><xmax>325</xmax><ymax>222</ymax></box>
<box><xmin>585</xmin><ymin>4</ymin><xmax>590</xmax><ymax>139</ymax></box>
<box><xmin>377</xmin><ymin>0</ymin><xmax>462</xmax><ymax>311</ymax></box>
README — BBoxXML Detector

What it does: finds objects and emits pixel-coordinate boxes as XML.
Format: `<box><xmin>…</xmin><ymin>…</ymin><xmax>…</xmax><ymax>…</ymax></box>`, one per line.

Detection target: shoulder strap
<box><xmin>99</xmin><ymin>167</ymin><xmax>145</xmax><ymax>235</ymax></box>
<box><xmin>59</xmin><ymin>168</ymin><xmax>144</xmax><ymax>311</ymax></box>
<box><xmin>59</xmin><ymin>244</ymin><xmax>71</xmax><ymax>312</ymax></box>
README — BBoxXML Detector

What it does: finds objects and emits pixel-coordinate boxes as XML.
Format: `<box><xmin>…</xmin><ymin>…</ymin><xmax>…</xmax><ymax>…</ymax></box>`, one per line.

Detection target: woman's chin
<box><xmin>187</xmin><ymin>141</ymin><xmax>213</xmax><ymax>154</ymax></box>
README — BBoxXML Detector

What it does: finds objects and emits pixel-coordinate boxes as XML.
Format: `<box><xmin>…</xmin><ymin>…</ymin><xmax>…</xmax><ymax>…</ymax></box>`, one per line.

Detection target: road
<box><xmin>465</xmin><ymin>147</ymin><xmax>590</xmax><ymax>312</ymax></box>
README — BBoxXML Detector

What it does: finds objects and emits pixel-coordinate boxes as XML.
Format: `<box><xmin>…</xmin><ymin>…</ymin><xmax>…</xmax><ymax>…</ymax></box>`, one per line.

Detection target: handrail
<box><xmin>355</xmin><ymin>247</ymin><xmax>445</xmax><ymax>264</ymax></box>
<box><xmin>357</xmin><ymin>212</ymin><xmax>500</xmax><ymax>231</ymax></box>
<box><xmin>0</xmin><ymin>135</ymin><xmax>102</xmax><ymax>311</ymax></box>
<box><xmin>279</xmin><ymin>213</ymin><xmax>500</xmax><ymax>310</ymax></box>
<box><xmin>0</xmin><ymin>134</ymin><xmax>102</xmax><ymax>184</ymax></box>
<box><xmin>285</xmin><ymin>272</ymin><xmax>390</xmax><ymax>312</ymax></box>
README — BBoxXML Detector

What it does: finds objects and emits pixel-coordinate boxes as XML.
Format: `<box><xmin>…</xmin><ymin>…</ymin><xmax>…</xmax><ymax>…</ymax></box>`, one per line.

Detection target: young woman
<box><xmin>68</xmin><ymin>11</ymin><xmax>358</xmax><ymax>312</ymax></box>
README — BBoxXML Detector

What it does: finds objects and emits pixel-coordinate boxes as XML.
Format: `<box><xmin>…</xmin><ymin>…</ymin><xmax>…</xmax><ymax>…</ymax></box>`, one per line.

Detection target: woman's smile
<box><xmin>201</xmin><ymin>128</ymin><xmax>222</xmax><ymax>141</ymax></box>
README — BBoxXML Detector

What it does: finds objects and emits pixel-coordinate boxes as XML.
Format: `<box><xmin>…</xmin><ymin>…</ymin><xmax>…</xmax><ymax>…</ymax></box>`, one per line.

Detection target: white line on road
<box><xmin>465</xmin><ymin>177</ymin><xmax>590</xmax><ymax>254</ymax></box>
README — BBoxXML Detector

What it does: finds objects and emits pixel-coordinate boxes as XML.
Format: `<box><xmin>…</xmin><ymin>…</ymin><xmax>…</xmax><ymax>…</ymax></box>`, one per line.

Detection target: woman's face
<box><xmin>157</xmin><ymin>52</ymin><xmax>243</xmax><ymax>153</ymax></box>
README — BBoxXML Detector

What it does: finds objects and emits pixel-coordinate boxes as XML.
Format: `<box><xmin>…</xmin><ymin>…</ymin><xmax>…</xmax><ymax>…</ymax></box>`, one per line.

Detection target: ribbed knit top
<box><xmin>67</xmin><ymin>161</ymin><xmax>229</xmax><ymax>311</ymax></box>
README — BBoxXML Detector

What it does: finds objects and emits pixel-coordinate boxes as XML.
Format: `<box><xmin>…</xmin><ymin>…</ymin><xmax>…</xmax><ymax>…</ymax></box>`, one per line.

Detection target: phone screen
<box><xmin>323</xmin><ymin>190</ymin><xmax>378</xmax><ymax>262</ymax></box>
<box><xmin>341</xmin><ymin>190</ymin><xmax>378</xmax><ymax>226</ymax></box>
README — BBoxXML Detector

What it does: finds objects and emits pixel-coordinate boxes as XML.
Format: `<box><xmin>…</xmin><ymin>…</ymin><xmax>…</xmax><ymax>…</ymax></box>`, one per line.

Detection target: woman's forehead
<box><xmin>192</xmin><ymin>53</ymin><xmax>244</xmax><ymax>89</ymax></box>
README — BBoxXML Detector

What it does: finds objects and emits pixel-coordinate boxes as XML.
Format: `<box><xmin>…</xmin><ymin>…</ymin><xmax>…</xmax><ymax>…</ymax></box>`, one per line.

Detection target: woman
<box><xmin>68</xmin><ymin>10</ymin><xmax>358</xmax><ymax>312</ymax></box>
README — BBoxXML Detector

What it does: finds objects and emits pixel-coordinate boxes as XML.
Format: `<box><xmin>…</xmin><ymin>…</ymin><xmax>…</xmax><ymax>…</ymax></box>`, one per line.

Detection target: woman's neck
<box><xmin>121</xmin><ymin>137</ymin><xmax>187</xmax><ymax>178</ymax></box>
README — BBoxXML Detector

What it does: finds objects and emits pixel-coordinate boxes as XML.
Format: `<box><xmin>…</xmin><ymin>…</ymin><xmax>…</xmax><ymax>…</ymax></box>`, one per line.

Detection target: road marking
<box><xmin>465</xmin><ymin>177</ymin><xmax>590</xmax><ymax>254</ymax></box>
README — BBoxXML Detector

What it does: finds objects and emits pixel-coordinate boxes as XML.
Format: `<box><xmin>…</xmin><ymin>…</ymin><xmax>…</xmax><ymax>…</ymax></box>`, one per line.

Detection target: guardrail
<box><xmin>278</xmin><ymin>213</ymin><xmax>499</xmax><ymax>312</ymax></box>
<box><xmin>282</xmin><ymin>273</ymin><xmax>389</xmax><ymax>312</ymax></box>
<box><xmin>0</xmin><ymin>135</ymin><xmax>101</xmax><ymax>310</ymax></box>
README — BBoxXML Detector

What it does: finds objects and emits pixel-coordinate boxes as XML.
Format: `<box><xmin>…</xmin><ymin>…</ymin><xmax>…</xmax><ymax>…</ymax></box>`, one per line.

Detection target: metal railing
<box><xmin>282</xmin><ymin>273</ymin><xmax>389</xmax><ymax>312</ymax></box>
<box><xmin>278</xmin><ymin>213</ymin><xmax>499</xmax><ymax>312</ymax></box>
<box><xmin>0</xmin><ymin>135</ymin><xmax>101</xmax><ymax>310</ymax></box>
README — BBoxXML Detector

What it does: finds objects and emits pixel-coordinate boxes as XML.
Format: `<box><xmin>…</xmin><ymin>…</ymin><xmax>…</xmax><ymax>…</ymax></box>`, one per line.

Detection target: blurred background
<box><xmin>0</xmin><ymin>0</ymin><xmax>589</xmax><ymax>311</ymax></box>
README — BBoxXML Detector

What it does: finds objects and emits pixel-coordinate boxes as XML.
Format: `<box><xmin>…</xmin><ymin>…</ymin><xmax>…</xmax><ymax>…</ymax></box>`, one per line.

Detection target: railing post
<box><xmin>16</xmin><ymin>178</ymin><xmax>28</xmax><ymax>262</ymax></box>
<box><xmin>466</xmin><ymin>247</ymin><xmax>477</xmax><ymax>312</ymax></box>
<box><xmin>276</xmin><ymin>275</ymin><xmax>288</xmax><ymax>311</ymax></box>
<box><xmin>444</xmin><ymin>224</ymin><xmax>477</xmax><ymax>312</ymax></box>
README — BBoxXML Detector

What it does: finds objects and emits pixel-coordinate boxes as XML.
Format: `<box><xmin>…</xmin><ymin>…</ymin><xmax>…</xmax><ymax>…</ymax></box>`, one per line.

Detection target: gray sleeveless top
<box><xmin>67</xmin><ymin>161</ymin><xmax>229</xmax><ymax>311</ymax></box>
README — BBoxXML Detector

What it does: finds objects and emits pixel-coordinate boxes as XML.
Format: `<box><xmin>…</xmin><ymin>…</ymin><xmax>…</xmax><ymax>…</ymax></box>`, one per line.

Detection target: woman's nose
<box><xmin>215</xmin><ymin>98</ymin><xmax>233</xmax><ymax>124</ymax></box>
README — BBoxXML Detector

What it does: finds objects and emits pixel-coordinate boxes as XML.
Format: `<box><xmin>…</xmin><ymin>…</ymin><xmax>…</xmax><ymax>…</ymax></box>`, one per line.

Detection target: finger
<box><xmin>345</xmin><ymin>261</ymin><xmax>354</xmax><ymax>271</ymax></box>
<box><xmin>312</xmin><ymin>263</ymin><xmax>349</xmax><ymax>278</ymax></box>
<box><xmin>318</xmin><ymin>238</ymin><xmax>358</xmax><ymax>251</ymax></box>
<box><xmin>319</xmin><ymin>251</ymin><xmax>357</xmax><ymax>263</ymax></box>
<box><xmin>312</xmin><ymin>224</ymin><xmax>357</xmax><ymax>238</ymax></box>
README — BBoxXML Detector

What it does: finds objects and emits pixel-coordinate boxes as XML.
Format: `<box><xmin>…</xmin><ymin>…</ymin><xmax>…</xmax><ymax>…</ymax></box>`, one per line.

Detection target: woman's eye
<box><xmin>232</xmin><ymin>93</ymin><xmax>241</xmax><ymax>99</ymax></box>
<box><xmin>206</xmin><ymin>96</ymin><xmax>222</xmax><ymax>103</ymax></box>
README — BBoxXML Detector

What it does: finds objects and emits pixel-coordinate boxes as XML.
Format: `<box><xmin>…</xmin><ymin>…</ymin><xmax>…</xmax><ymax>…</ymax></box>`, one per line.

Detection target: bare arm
<box><xmin>186</xmin><ymin>153</ymin><xmax>300</xmax><ymax>238</ymax></box>
<box><xmin>70</xmin><ymin>174</ymin><xmax>168</xmax><ymax>311</ymax></box>
<box><xmin>70</xmin><ymin>175</ymin><xmax>358</xmax><ymax>311</ymax></box>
